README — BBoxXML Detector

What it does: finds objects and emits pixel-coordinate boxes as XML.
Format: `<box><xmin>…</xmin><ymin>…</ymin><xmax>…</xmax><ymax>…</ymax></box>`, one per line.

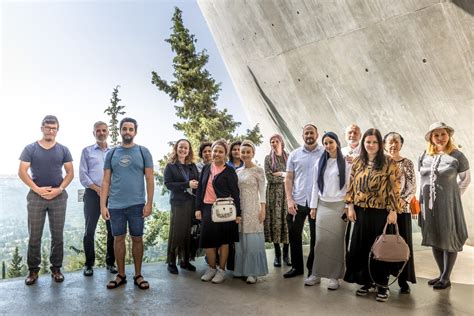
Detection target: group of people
<box><xmin>18</xmin><ymin>115</ymin><xmax>470</xmax><ymax>303</ymax></box>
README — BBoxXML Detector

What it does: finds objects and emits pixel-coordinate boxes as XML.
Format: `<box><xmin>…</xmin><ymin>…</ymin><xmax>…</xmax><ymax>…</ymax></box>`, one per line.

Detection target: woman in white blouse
<box><xmin>234</xmin><ymin>140</ymin><xmax>269</xmax><ymax>284</ymax></box>
<box><xmin>305</xmin><ymin>132</ymin><xmax>350</xmax><ymax>290</ymax></box>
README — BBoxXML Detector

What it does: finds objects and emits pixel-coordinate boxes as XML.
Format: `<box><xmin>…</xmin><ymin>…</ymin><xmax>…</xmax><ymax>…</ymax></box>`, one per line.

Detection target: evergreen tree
<box><xmin>7</xmin><ymin>247</ymin><xmax>25</xmax><ymax>278</ymax></box>
<box><xmin>2</xmin><ymin>261</ymin><xmax>5</xmax><ymax>279</ymax></box>
<box><xmin>151</xmin><ymin>7</ymin><xmax>262</xmax><ymax>151</ymax></box>
<box><xmin>94</xmin><ymin>219</ymin><xmax>108</xmax><ymax>267</ymax></box>
<box><xmin>104</xmin><ymin>85</ymin><xmax>125</xmax><ymax>146</ymax></box>
<box><xmin>40</xmin><ymin>246</ymin><xmax>49</xmax><ymax>274</ymax></box>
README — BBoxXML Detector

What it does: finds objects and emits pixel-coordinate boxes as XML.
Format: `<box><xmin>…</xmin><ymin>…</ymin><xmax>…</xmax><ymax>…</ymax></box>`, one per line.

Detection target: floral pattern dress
<box><xmin>263</xmin><ymin>154</ymin><xmax>289</xmax><ymax>244</ymax></box>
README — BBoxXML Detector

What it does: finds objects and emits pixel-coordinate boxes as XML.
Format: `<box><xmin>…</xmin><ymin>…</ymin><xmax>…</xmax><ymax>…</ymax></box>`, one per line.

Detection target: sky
<box><xmin>0</xmin><ymin>0</ymin><xmax>251</xmax><ymax>175</ymax></box>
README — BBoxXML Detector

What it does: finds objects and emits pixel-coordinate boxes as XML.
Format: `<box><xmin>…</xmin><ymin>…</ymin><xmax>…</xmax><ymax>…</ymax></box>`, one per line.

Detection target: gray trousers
<box><xmin>27</xmin><ymin>190</ymin><xmax>68</xmax><ymax>272</ymax></box>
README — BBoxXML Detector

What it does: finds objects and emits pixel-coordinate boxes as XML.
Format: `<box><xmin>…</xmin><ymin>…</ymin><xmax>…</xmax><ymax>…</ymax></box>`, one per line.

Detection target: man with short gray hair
<box><xmin>79</xmin><ymin>121</ymin><xmax>117</xmax><ymax>277</ymax></box>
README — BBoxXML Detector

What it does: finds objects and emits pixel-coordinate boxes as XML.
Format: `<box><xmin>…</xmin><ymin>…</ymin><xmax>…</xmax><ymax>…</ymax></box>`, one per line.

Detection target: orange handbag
<box><xmin>410</xmin><ymin>196</ymin><xmax>420</xmax><ymax>215</ymax></box>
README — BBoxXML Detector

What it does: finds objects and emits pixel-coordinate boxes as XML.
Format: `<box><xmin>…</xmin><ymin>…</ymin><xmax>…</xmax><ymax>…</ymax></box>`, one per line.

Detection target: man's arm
<box><xmin>143</xmin><ymin>167</ymin><xmax>155</xmax><ymax>218</ymax></box>
<box><xmin>18</xmin><ymin>161</ymin><xmax>51</xmax><ymax>196</ymax></box>
<box><xmin>79</xmin><ymin>149</ymin><xmax>101</xmax><ymax>194</ymax></box>
<box><xmin>100</xmin><ymin>169</ymin><xmax>111</xmax><ymax>220</ymax></box>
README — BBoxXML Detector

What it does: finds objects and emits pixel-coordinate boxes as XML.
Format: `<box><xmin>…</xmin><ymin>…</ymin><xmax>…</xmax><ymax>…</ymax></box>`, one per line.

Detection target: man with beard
<box><xmin>100</xmin><ymin>117</ymin><xmax>154</xmax><ymax>290</ymax></box>
<box><xmin>19</xmin><ymin>115</ymin><xmax>74</xmax><ymax>285</ymax></box>
<box><xmin>341</xmin><ymin>124</ymin><xmax>361</xmax><ymax>163</ymax></box>
<box><xmin>283</xmin><ymin>124</ymin><xmax>324</xmax><ymax>278</ymax></box>
<box><xmin>79</xmin><ymin>121</ymin><xmax>117</xmax><ymax>277</ymax></box>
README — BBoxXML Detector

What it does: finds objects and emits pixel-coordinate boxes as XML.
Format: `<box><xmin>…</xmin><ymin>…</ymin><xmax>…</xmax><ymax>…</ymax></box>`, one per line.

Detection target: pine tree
<box><xmin>151</xmin><ymin>7</ymin><xmax>262</xmax><ymax>151</ymax></box>
<box><xmin>2</xmin><ymin>261</ymin><xmax>5</xmax><ymax>279</ymax></box>
<box><xmin>104</xmin><ymin>85</ymin><xmax>126</xmax><ymax>146</ymax></box>
<box><xmin>7</xmin><ymin>247</ymin><xmax>25</xmax><ymax>278</ymax></box>
<box><xmin>40</xmin><ymin>245</ymin><xmax>49</xmax><ymax>274</ymax></box>
<box><xmin>94</xmin><ymin>219</ymin><xmax>108</xmax><ymax>267</ymax></box>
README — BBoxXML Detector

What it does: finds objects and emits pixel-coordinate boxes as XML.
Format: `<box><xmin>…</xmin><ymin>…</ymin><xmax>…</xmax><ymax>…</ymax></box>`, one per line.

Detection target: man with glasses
<box><xmin>18</xmin><ymin>115</ymin><xmax>74</xmax><ymax>285</ymax></box>
<box><xmin>100</xmin><ymin>117</ymin><xmax>154</xmax><ymax>290</ymax></box>
<box><xmin>79</xmin><ymin>121</ymin><xmax>117</xmax><ymax>277</ymax></box>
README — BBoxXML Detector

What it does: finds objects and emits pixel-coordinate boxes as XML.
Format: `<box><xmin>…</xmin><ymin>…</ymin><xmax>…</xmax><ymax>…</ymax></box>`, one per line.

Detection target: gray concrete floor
<box><xmin>1</xmin><ymin>246</ymin><xmax>473</xmax><ymax>316</ymax></box>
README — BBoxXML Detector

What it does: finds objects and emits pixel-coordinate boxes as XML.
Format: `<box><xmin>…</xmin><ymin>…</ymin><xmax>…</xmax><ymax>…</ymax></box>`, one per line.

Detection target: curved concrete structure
<box><xmin>198</xmin><ymin>0</ymin><xmax>473</xmax><ymax>243</ymax></box>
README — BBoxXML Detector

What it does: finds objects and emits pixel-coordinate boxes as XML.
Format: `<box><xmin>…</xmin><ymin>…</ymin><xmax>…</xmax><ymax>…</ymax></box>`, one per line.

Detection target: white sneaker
<box><xmin>201</xmin><ymin>267</ymin><xmax>217</xmax><ymax>282</ymax></box>
<box><xmin>211</xmin><ymin>267</ymin><xmax>226</xmax><ymax>284</ymax></box>
<box><xmin>304</xmin><ymin>275</ymin><xmax>321</xmax><ymax>286</ymax></box>
<box><xmin>328</xmin><ymin>279</ymin><xmax>339</xmax><ymax>290</ymax></box>
<box><xmin>246</xmin><ymin>276</ymin><xmax>257</xmax><ymax>284</ymax></box>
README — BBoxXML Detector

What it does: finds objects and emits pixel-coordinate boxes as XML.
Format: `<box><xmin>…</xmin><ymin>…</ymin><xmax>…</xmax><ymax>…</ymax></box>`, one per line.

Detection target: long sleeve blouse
<box><xmin>396</xmin><ymin>158</ymin><xmax>416</xmax><ymax>213</ymax></box>
<box><xmin>309</xmin><ymin>158</ymin><xmax>351</xmax><ymax>208</ymax></box>
<box><xmin>345</xmin><ymin>156</ymin><xmax>402</xmax><ymax>213</ymax></box>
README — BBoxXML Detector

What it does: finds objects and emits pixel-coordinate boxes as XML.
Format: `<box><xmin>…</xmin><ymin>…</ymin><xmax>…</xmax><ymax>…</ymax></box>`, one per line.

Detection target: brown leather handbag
<box><xmin>368</xmin><ymin>222</ymin><xmax>410</xmax><ymax>287</ymax></box>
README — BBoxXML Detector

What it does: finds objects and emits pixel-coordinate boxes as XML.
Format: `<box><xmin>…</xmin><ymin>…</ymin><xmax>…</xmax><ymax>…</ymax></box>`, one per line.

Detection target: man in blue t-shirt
<box><xmin>18</xmin><ymin>115</ymin><xmax>74</xmax><ymax>285</ymax></box>
<box><xmin>100</xmin><ymin>117</ymin><xmax>154</xmax><ymax>290</ymax></box>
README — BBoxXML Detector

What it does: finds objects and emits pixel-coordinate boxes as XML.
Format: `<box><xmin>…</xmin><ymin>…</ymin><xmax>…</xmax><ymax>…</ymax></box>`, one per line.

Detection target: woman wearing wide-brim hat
<box><xmin>418</xmin><ymin>122</ymin><xmax>471</xmax><ymax>289</ymax></box>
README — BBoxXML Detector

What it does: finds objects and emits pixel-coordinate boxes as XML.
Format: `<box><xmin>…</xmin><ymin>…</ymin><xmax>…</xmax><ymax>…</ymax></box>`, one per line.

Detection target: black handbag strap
<box><xmin>368</xmin><ymin>251</ymin><xmax>408</xmax><ymax>288</ymax></box>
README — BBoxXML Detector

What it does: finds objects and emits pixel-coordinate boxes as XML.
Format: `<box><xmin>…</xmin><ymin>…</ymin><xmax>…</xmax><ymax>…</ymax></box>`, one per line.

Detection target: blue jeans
<box><xmin>109</xmin><ymin>204</ymin><xmax>145</xmax><ymax>237</ymax></box>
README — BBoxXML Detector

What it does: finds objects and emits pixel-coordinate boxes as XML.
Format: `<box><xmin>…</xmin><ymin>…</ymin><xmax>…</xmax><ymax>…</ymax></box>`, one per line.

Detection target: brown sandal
<box><xmin>107</xmin><ymin>274</ymin><xmax>127</xmax><ymax>289</ymax></box>
<box><xmin>133</xmin><ymin>275</ymin><xmax>149</xmax><ymax>290</ymax></box>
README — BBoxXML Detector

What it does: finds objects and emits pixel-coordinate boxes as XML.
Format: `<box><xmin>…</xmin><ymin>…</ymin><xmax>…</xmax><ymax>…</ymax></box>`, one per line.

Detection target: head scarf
<box><xmin>318</xmin><ymin>132</ymin><xmax>346</xmax><ymax>194</ymax></box>
<box><xmin>269</xmin><ymin>134</ymin><xmax>288</xmax><ymax>172</ymax></box>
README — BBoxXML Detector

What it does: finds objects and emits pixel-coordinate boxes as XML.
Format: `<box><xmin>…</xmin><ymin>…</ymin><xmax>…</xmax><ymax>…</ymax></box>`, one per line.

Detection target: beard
<box><xmin>304</xmin><ymin>137</ymin><xmax>316</xmax><ymax>146</ymax></box>
<box><xmin>122</xmin><ymin>135</ymin><xmax>134</xmax><ymax>144</ymax></box>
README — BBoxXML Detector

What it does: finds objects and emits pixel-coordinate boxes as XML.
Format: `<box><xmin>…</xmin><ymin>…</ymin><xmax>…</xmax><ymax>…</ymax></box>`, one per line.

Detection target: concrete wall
<box><xmin>198</xmin><ymin>0</ymin><xmax>473</xmax><ymax>244</ymax></box>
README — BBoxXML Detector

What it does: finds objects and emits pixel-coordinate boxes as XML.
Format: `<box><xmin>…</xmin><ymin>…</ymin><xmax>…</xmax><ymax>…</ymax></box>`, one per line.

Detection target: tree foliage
<box><xmin>7</xmin><ymin>247</ymin><xmax>25</xmax><ymax>278</ymax></box>
<box><xmin>104</xmin><ymin>85</ymin><xmax>126</xmax><ymax>146</ymax></box>
<box><xmin>151</xmin><ymin>7</ymin><xmax>262</xmax><ymax>151</ymax></box>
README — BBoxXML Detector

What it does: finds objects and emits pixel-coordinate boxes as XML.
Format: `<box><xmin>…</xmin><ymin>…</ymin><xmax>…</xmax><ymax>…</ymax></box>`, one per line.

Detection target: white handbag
<box><xmin>211</xmin><ymin>197</ymin><xmax>236</xmax><ymax>222</ymax></box>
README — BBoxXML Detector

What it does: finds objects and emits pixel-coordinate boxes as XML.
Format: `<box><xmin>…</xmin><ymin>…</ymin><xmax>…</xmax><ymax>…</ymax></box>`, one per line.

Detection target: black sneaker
<box><xmin>376</xmin><ymin>287</ymin><xmax>389</xmax><ymax>302</ymax></box>
<box><xmin>83</xmin><ymin>266</ymin><xmax>94</xmax><ymax>277</ymax></box>
<box><xmin>356</xmin><ymin>284</ymin><xmax>374</xmax><ymax>296</ymax></box>
<box><xmin>106</xmin><ymin>265</ymin><xmax>118</xmax><ymax>274</ymax></box>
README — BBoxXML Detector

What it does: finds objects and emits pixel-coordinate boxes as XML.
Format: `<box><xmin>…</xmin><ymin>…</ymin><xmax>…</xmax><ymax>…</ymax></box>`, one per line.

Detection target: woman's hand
<box><xmin>236</xmin><ymin>216</ymin><xmax>242</xmax><ymax>224</ymax></box>
<box><xmin>195</xmin><ymin>210</ymin><xmax>202</xmax><ymax>220</ymax></box>
<box><xmin>258</xmin><ymin>209</ymin><xmax>265</xmax><ymax>223</ymax></box>
<box><xmin>347</xmin><ymin>204</ymin><xmax>356</xmax><ymax>223</ymax></box>
<box><xmin>387</xmin><ymin>210</ymin><xmax>397</xmax><ymax>224</ymax></box>
<box><xmin>310</xmin><ymin>208</ymin><xmax>317</xmax><ymax>220</ymax></box>
<box><xmin>189</xmin><ymin>180</ymin><xmax>199</xmax><ymax>189</ymax></box>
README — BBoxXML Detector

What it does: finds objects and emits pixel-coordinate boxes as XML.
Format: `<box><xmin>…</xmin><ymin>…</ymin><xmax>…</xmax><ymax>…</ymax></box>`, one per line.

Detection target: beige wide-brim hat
<box><xmin>425</xmin><ymin>122</ymin><xmax>454</xmax><ymax>142</ymax></box>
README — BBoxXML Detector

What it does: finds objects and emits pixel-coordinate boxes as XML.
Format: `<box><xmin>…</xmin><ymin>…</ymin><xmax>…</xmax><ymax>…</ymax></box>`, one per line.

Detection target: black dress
<box><xmin>164</xmin><ymin>162</ymin><xmax>199</xmax><ymax>264</ymax></box>
<box><xmin>196</xmin><ymin>164</ymin><xmax>240</xmax><ymax>249</ymax></box>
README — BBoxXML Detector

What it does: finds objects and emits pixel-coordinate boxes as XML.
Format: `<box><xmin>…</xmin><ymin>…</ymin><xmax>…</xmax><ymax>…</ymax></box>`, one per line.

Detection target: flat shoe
<box><xmin>400</xmin><ymin>286</ymin><xmax>411</xmax><ymax>294</ymax></box>
<box><xmin>428</xmin><ymin>277</ymin><xmax>440</xmax><ymax>286</ymax></box>
<box><xmin>433</xmin><ymin>280</ymin><xmax>451</xmax><ymax>290</ymax></box>
<box><xmin>168</xmin><ymin>264</ymin><xmax>179</xmax><ymax>274</ymax></box>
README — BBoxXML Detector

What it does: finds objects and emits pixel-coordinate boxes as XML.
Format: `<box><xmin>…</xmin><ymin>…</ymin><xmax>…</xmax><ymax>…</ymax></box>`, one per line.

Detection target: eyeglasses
<box><xmin>42</xmin><ymin>126</ymin><xmax>58</xmax><ymax>132</ymax></box>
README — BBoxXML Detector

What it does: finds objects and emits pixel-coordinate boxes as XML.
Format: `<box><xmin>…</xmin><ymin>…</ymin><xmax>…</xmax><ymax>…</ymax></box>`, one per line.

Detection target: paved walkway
<box><xmin>1</xmin><ymin>241</ymin><xmax>473</xmax><ymax>315</ymax></box>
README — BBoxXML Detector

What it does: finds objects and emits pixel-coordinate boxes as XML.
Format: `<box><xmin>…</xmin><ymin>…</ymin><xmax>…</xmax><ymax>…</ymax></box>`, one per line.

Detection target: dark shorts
<box><xmin>109</xmin><ymin>204</ymin><xmax>145</xmax><ymax>237</ymax></box>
